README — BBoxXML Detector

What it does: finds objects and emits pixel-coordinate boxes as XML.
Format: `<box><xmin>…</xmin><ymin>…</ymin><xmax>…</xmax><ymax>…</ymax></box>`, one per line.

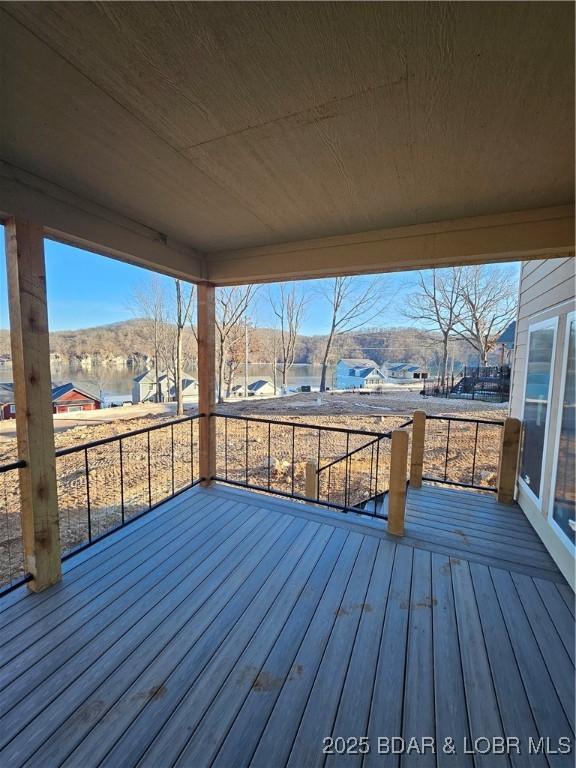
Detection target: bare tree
<box><xmin>453</xmin><ymin>265</ymin><xmax>518</xmax><ymax>366</ymax></box>
<box><xmin>402</xmin><ymin>268</ymin><xmax>463</xmax><ymax>385</ymax></box>
<box><xmin>131</xmin><ymin>277</ymin><xmax>194</xmax><ymax>411</ymax></box>
<box><xmin>215</xmin><ymin>286</ymin><xmax>257</xmax><ymax>403</ymax></box>
<box><xmin>269</xmin><ymin>283</ymin><xmax>306</xmax><ymax>389</ymax></box>
<box><xmin>173</xmin><ymin>280</ymin><xmax>194</xmax><ymax>415</ymax></box>
<box><xmin>130</xmin><ymin>276</ymin><xmax>168</xmax><ymax>402</ymax></box>
<box><xmin>318</xmin><ymin>277</ymin><xmax>385</xmax><ymax>391</ymax></box>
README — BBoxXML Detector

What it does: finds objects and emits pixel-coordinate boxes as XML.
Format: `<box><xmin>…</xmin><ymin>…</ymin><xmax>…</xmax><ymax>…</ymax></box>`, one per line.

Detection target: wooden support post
<box><xmin>409</xmin><ymin>410</ymin><xmax>426</xmax><ymax>488</ymax></box>
<box><xmin>197</xmin><ymin>282</ymin><xmax>216</xmax><ymax>486</ymax></box>
<box><xmin>305</xmin><ymin>461</ymin><xmax>318</xmax><ymax>500</ymax></box>
<box><xmin>497</xmin><ymin>417</ymin><xmax>521</xmax><ymax>504</ymax></box>
<box><xmin>5</xmin><ymin>218</ymin><xmax>61</xmax><ymax>590</ymax></box>
<box><xmin>388</xmin><ymin>429</ymin><xmax>409</xmax><ymax>536</ymax></box>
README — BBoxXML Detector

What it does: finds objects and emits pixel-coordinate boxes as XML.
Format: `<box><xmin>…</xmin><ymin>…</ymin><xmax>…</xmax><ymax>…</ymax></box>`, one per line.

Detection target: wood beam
<box><xmin>0</xmin><ymin>160</ymin><xmax>206</xmax><ymax>283</ymax></box>
<box><xmin>5</xmin><ymin>218</ymin><xmax>61</xmax><ymax>590</ymax></box>
<box><xmin>207</xmin><ymin>205</ymin><xmax>574</xmax><ymax>285</ymax></box>
<box><xmin>197</xmin><ymin>282</ymin><xmax>216</xmax><ymax>485</ymax></box>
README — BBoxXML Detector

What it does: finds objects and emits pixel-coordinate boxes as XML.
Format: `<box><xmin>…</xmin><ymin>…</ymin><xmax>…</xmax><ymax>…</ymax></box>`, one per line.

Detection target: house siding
<box><xmin>510</xmin><ymin>256</ymin><xmax>575</xmax><ymax>588</ymax></box>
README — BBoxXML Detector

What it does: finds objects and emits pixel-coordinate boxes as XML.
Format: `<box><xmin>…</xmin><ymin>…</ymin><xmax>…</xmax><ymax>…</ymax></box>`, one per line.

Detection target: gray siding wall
<box><xmin>510</xmin><ymin>256</ymin><xmax>575</xmax><ymax>588</ymax></box>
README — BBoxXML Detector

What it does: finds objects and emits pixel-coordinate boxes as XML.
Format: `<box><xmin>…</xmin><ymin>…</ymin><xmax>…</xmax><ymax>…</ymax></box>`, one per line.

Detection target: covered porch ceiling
<box><xmin>0</xmin><ymin>1</ymin><xmax>574</xmax><ymax>284</ymax></box>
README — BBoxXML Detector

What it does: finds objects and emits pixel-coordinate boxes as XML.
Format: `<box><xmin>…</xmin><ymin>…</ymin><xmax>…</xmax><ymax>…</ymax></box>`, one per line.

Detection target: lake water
<box><xmin>0</xmin><ymin>363</ymin><xmax>335</xmax><ymax>405</ymax></box>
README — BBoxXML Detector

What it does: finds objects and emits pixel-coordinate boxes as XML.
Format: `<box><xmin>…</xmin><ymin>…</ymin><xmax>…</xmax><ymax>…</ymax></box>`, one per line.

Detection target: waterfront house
<box><xmin>386</xmin><ymin>362</ymin><xmax>429</xmax><ymax>380</ymax></box>
<box><xmin>132</xmin><ymin>370</ymin><xmax>198</xmax><ymax>404</ymax></box>
<box><xmin>335</xmin><ymin>358</ymin><xmax>387</xmax><ymax>389</ymax></box>
<box><xmin>0</xmin><ymin>382</ymin><xmax>102</xmax><ymax>419</ymax></box>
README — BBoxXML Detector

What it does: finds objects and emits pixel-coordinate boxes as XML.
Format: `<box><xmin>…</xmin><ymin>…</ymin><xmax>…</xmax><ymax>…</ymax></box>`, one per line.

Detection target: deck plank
<box><xmin>0</xmin><ymin>484</ymin><xmax>572</xmax><ymax>768</ymax></box>
<box><xmin>0</xmin><ymin>508</ymin><xmax>297</xmax><ymax>764</ymax></box>
<box><xmin>451</xmin><ymin>557</ymin><xmax>510</xmax><ymax>767</ymax></box>
<box><xmin>401</xmin><ymin>548</ymin><xmax>435</xmax><ymax>768</ymax></box>
<box><xmin>195</xmin><ymin>527</ymin><xmax>350</xmax><ymax>768</ymax></box>
<box><xmin>324</xmin><ymin>539</ymin><xmax>397</xmax><ymax>768</ymax></box>
<box><xmin>0</xmin><ymin>501</ymin><xmax>258</xmax><ymax>700</ymax></box>
<box><xmin>431</xmin><ymin>553</ymin><xmax>473</xmax><ymax>768</ymax></box>
<box><xmin>533</xmin><ymin>578</ymin><xmax>575</xmax><ymax>664</ymax></box>
<box><xmin>490</xmin><ymin>567</ymin><xmax>574</xmax><ymax>764</ymax></box>
<box><xmin>210</xmin><ymin>529</ymin><xmax>354</xmax><ymax>768</ymax></box>
<box><xmin>285</xmin><ymin>535</ymin><xmax>380</xmax><ymax>768</ymax></box>
<box><xmin>0</xmin><ymin>486</ymin><xmax>214</xmax><ymax>622</ymax></box>
<box><xmin>469</xmin><ymin>563</ymin><xmax>547</xmax><ymax>768</ymax></box>
<box><xmin>510</xmin><ymin>572</ymin><xmax>575</xmax><ymax>727</ymax></box>
<box><xmin>364</xmin><ymin>544</ymin><xmax>413</xmax><ymax>768</ymax></box>
<box><xmin>0</xmin><ymin>494</ymin><xmax>233</xmax><ymax>656</ymax></box>
<box><xmin>248</xmin><ymin>533</ymin><xmax>365</xmax><ymax>768</ymax></box>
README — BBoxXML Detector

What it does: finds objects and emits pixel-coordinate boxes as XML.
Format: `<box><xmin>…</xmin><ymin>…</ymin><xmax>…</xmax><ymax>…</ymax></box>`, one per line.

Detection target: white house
<box><xmin>335</xmin><ymin>359</ymin><xmax>387</xmax><ymax>390</ymax></box>
<box><xmin>132</xmin><ymin>370</ymin><xmax>198</xmax><ymax>404</ymax></box>
<box><xmin>386</xmin><ymin>362</ymin><xmax>429</xmax><ymax>380</ymax></box>
<box><xmin>232</xmin><ymin>379</ymin><xmax>275</xmax><ymax>397</ymax></box>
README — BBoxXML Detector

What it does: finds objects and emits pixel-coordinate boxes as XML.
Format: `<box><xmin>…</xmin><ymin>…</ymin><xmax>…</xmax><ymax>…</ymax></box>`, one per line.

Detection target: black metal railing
<box><xmin>56</xmin><ymin>414</ymin><xmax>203</xmax><ymax>558</ymax></box>
<box><xmin>421</xmin><ymin>366</ymin><xmax>510</xmax><ymax>403</ymax></box>
<box><xmin>0</xmin><ymin>459</ymin><xmax>29</xmax><ymax>594</ymax></box>
<box><xmin>422</xmin><ymin>415</ymin><xmax>503</xmax><ymax>491</ymax></box>
<box><xmin>212</xmin><ymin>412</ymin><xmax>400</xmax><ymax>517</ymax></box>
<box><xmin>0</xmin><ymin>415</ymin><xmax>203</xmax><ymax>596</ymax></box>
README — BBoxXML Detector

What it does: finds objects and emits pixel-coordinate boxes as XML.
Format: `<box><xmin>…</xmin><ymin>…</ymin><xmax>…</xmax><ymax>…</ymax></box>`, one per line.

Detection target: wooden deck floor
<box><xmin>0</xmin><ymin>484</ymin><xmax>573</xmax><ymax>767</ymax></box>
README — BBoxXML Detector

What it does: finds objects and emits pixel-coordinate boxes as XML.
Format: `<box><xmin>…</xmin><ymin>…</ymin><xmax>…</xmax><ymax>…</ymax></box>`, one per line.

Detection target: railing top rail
<box><xmin>55</xmin><ymin>413</ymin><xmax>204</xmax><ymax>457</ymax></box>
<box><xmin>211</xmin><ymin>411</ymin><xmax>394</xmax><ymax>439</ymax></box>
<box><xmin>425</xmin><ymin>414</ymin><xmax>504</xmax><ymax>426</ymax></box>
<box><xmin>0</xmin><ymin>459</ymin><xmax>26</xmax><ymax>473</ymax></box>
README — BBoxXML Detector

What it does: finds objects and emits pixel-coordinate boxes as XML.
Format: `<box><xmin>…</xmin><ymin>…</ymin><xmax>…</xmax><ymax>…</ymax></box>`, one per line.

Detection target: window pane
<box><xmin>552</xmin><ymin>319</ymin><xmax>576</xmax><ymax>544</ymax></box>
<box><xmin>520</xmin><ymin>325</ymin><xmax>555</xmax><ymax>499</ymax></box>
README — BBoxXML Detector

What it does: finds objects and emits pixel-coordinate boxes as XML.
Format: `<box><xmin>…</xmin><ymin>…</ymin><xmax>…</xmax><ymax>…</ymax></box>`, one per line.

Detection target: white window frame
<box><xmin>518</xmin><ymin>315</ymin><xmax>558</xmax><ymax>510</ymax></box>
<box><xmin>547</xmin><ymin>311</ymin><xmax>576</xmax><ymax>553</ymax></box>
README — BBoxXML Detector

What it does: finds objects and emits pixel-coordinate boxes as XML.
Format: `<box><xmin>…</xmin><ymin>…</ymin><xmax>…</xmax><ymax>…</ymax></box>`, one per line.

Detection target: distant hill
<box><xmin>0</xmin><ymin>319</ymin><xmax>483</xmax><ymax>372</ymax></box>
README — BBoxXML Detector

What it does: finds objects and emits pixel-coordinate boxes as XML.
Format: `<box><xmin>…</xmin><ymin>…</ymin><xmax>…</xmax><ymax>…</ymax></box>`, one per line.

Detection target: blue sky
<box><xmin>0</xmin><ymin>232</ymin><xmax>519</xmax><ymax>335</ymax></box>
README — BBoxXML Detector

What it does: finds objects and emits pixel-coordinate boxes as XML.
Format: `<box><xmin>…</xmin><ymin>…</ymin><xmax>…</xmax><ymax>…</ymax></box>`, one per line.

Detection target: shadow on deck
<box><xmin>0</xmin><ymin>484</ymin><xmax>573</xmax><ymax>767</ymax></box>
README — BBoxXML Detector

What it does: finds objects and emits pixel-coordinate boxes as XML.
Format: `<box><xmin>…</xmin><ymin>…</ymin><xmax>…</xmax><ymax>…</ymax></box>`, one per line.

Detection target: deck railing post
<box><xmin>305</xmin><ymin>461</ymin><xmax>318</xmax><ymax>500</ymax></box>
<box><xmin>5</xmin><ymin>218</ymin><xmax>61</xmax><ymax>591</ymax></box>
<box><xmin>497</xmin><ymin>416</ymin><xmax>521</xmax><ymax>504</ymax></box>
<box><xmin>409</xmin><ymin>410</ymin><xmax>426</xmax><ymax>488</ymax></box>
<box><xmin>197</xmin><ymin>282</ymin><xmax>216</xmax><ymax>486</ymax></box>
<box><xmin>388</xmin><ymin>429</ymin><xmax>409</xmax><ymax>536</ymax></box>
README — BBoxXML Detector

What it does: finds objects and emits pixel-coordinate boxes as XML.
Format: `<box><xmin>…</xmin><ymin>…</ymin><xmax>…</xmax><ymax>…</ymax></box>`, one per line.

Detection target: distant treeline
<box><xmin>0</xmin><ymin>319</ymin><xmax>487</xmax><ymax>371</ymax></box>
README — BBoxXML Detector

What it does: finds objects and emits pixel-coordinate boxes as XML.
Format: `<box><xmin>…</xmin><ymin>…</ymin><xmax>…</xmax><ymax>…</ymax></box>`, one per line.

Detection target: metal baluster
<box><xmin>444</xmin><ymin>420</ymin><xmax>451</xmax><ymax>482</ymax></box>
<box><xmin>344</xmin><ymin>433</ymin><xmax>350</xmax><ymax>507</ymax></box>
<box><xmin>147</xmin><ymin>430</ymin><xmax>152</xmax><ymax>509</ymax></box>
<box><xmin>291</xmin><ymin>425</ymin><xmax>295</xmax><ymax>496</ymax></box>
<box><xmin>190</xmin><ymin>418</ymin><xmax>194</xmax><ymax>484</ymax></box>
<box><xmin>225</xmin><ymin>417</ymin><xmax>228</xmax><ymax>481</ymax></box>
<box><xmin>85</xmin><ymin>448</ymin><xmax>92</xmax><ymax>543</ymax></box>
<box><xmin>267</xmin><ymin>421</ymin><xmax>271</xmax><ymax>490</ymax></box>
<box><xmin>374</xmin><ymin>439</ymin><xmax>380</xmax><ymax>500</ymax></box>
<box><xmin>327</xmin><ymin>466</ymin><xmax>331</xmax><ymax>503</ymax></box>
<box><xmin>369</xmin><ymin>443</ymin><xmax>374</xmax><ymax>503</ymax></box>
<box><xmin>171</xmin><ymin>423</ymin><xmax>175</xmax><ymax>495</ymax></box>
<box><xmin>119</xmin><ymin>438</ymin><xmax>125</xmax><ymax>524</ymax></box>
<box><xmin>471</xmin><ymin>422</ymin><xmax>479</xmax><ymax>486</ymax></box>
<box><xmin>316</xmin><ymin>429</ymin><xmax>321</xmax><ymax>501</ymax></box>
<box><xmin>245</xmin><ymin>420</ymin><xmax>249</xmax><ymax>486</ymax></box>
